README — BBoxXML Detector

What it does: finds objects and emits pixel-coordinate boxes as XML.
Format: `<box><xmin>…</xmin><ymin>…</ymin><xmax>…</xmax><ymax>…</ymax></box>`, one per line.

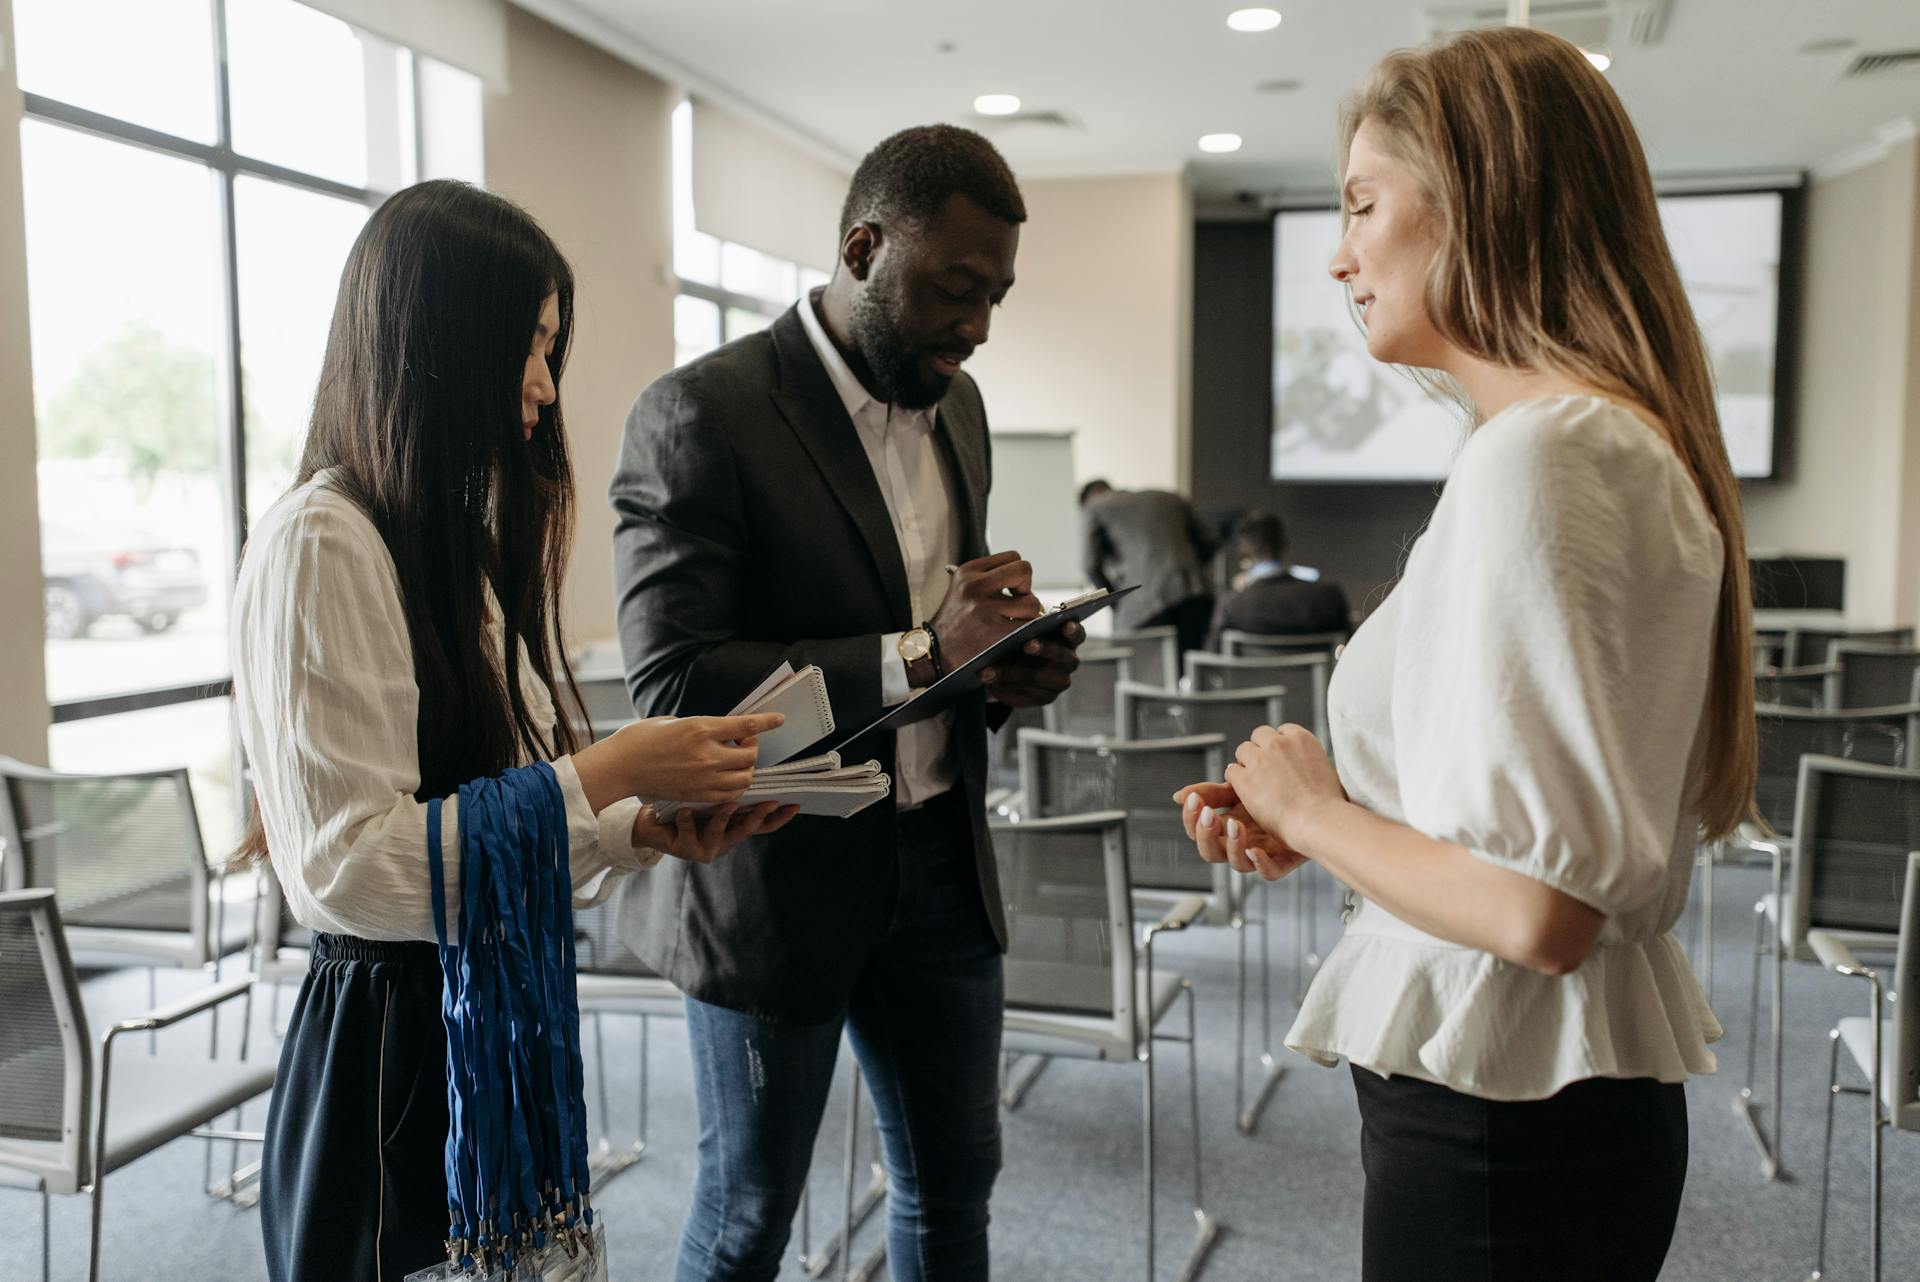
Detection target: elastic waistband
<box><xmin>310</xmin><ymin>932</ymin><xmax>440</xmax><ymax>965</ymax></box>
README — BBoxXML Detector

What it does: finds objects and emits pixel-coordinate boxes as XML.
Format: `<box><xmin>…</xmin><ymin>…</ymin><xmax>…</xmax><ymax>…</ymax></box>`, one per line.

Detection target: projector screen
<box><xmin>1270</xmin><ymin>190</ymin><xmax>1785</xmax><ymax>482</ymax></box>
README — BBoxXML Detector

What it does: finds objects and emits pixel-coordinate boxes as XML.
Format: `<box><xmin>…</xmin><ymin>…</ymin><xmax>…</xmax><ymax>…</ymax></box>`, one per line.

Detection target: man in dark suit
<box><xmin>1207</xmin><ymin>510</ymin><xmax>1351</xmax><ymax>646</ymax></box>
<box><xmin>1079</xmin><ymin>479</ymin><xmax>1220</xmax><ymax>656</ymax></box>
<box><xmin>610</xmin><ymin>126</ymin><xmax>1080</xmax><ymax>1282</ymax></box>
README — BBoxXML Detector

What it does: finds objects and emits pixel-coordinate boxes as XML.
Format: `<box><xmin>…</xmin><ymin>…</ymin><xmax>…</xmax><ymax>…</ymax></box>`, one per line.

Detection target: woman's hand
<box><xmin>598</xmin><ymin>712</ymin><xmax>786</xmax><ymax>805</ymax></box>
<box><xmin>633</xmin><ymin>800</ymin><xmax>801</xmax><ymax>865</ymax></box>
<box><xmin>1222</xmin><ymin>724</ymin><xmax>1349</xmax><ymax>855</ymax></box>
<box><xmin>1171</xmin><ymin>781</ymin><xmax>1308</xmax><ymax>881</ymax></box>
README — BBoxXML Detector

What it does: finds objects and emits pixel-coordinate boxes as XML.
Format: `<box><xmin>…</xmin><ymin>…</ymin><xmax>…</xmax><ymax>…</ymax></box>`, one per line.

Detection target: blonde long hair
<box><xmin>1341</xmin><ymin>26</ymin><xmax>1756</xmax><ymax>838</ymax></box>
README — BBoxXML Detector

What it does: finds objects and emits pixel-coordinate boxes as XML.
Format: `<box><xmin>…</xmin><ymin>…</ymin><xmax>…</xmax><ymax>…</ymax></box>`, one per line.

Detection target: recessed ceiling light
<box><xmin>1198</xmin><ymin>133</ymin><xmax>1244</xmax><ymax>154</ymax></box>
<box><xmin>1227</xmin><ymin>8</ymin><xmax>1282</xmax><ymax>33</ymax></box>
<box><xmin>1582</xmin><ymin>47</ymin><xmax>1612</xmax><ymax>72</ymax></box>
<box><xmin>974</xmin><ymin>94</ymin><xmax>1021</xmax><ymax>116</ymax></box>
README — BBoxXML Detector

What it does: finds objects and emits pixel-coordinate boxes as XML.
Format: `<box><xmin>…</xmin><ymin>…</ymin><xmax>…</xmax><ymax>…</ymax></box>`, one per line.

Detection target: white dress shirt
<box><xmin>231</xmin><ymin>472</ymin><xmax>658</xmax><ymax>943</ymax></box>
<box><xmin>1288</xmin><ymin>396</ymin><xmax>1725</xmax><ymax>1100</ymax></box>
<box><xmin>797</xmin><ymin>289</ymin><xmax>960</xmax><ymax>809</ymax></box>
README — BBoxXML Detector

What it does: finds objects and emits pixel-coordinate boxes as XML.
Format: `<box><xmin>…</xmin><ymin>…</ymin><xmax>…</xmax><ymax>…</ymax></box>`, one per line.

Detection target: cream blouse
<box><xmin>231</xmin><ymin>471</ymin><xmax>658</xmax><ymax>944</ymax></box>
<box><xmin>1285</xmin><ymin>395</ymin><xmax>1726</xmax><ymax>1100</ymax></box>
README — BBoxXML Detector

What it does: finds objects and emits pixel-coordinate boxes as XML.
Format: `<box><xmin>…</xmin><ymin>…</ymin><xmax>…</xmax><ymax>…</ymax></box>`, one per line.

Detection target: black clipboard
<box><xmin>831</xmin><ymin>585</ymin><xmax>1138</xmax><ymax>753</ymax></box>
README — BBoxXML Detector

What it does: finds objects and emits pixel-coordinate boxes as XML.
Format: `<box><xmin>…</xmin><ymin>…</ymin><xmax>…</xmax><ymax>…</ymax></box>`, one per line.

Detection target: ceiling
<box><xmin>526</xmin><ymin>0</ymin><xmax>1920</xmax><ymax>195</ymax></box>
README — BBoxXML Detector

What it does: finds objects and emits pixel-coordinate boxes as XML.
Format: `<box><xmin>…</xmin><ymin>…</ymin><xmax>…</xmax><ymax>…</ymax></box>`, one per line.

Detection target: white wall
<box><xmin>1743</xmin><ymin>129</ymin><xmax>1920</xmax><ymax>627</ymax></box>
<box><xmin>0</xmin><ymin>0</ymin><xmax>51</xmax><ymax>764</ymax></box>
<box><xmin>484</xmin><ymin>5</ymin><xmax>677</xmax><ymax>647</ymax></box>
<box><xmin>967</xmin><ymin>172</ymin><xmax>1195</xmax><ymax>497</ymax></box>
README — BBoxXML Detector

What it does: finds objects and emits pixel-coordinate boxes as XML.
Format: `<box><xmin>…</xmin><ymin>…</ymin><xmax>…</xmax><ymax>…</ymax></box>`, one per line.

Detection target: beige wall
<box><xmin>692</xmin><ymin>98</ymin><xmax>848</xmax><ymax>275</ymax></box>
<box><xmin>0</xmin><ymin>0</ymin><xmax>52</xmax><ymax>764</ymax></box>
<box><xmin>484</xmin><ymin>6</ymin><xmax>677</xmax><ymax>647</ymax></box>
<box><xmin>1743</xmin><ymin>135</ymin><xmax>1920</xmax><ymax>627</ymax></box>
<box><xmin>967</xmin><ymin>173</ymin><xmax>1195</xmax><ymax>495</ymax></box>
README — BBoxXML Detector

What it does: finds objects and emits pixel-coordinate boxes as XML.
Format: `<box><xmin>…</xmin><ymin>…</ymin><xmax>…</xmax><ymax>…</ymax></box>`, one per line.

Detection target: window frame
<box><xmin>22</xmin><ymin>0</ymin><xmax>456</xmax><ymax>722</ymax></box>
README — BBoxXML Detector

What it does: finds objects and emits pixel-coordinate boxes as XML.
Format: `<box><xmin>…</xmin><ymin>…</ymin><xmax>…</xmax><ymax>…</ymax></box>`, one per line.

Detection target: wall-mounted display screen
<box><xmin>1270</xmin><ymin>190</ymin><xmax>1785</xmax><ymax>482</ymax></box>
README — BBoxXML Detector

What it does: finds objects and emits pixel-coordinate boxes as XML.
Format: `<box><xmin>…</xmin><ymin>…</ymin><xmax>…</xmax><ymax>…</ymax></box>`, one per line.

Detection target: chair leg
<box><xmin>1867</xmin><ymin>1012</ymin><xmax>1883</xmax><ymax>1282</ymax></box>
<box><xmin>1141</xmin><ymin>1035</ymin><xmax>1157</xmax><ymax>1282</ymax></box>
<box><xmin>147</xmin><ymin>967</ymin><xmax>158</xmax><ymax>1055</ymax></box>
<box><xmin>1810</xmin><ymin>1028</ymin><xmax>1840</xmax><ymax>1281</ymax></box>
<box><xmin>1237</xmin><ymin>882</ymin><xmax>1285</xmax><ymax>1136</ymax></box>
<box><xmin>1178</xmin><ymin>985</ymin><xmax>1220</xmax><ymax>1282</ymax></box>
<box><xmin>1733</xmin><ymin>898</ymin><xmax>1782</xmax><ymax>1179</ymax></box>
<box><xmin>41</xmin><ymin>1189</ymin><xmax>50</xmax><ymax>1282</ymax></box>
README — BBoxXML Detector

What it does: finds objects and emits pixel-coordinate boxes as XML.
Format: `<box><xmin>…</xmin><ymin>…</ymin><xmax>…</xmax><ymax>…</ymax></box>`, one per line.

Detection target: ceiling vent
<box><xmin>972</xmin><ymin>110</ymin><xmax>1079</xmax><ymax>131</ymax></box>
<box><xmin>1423</xmin><ymin>0</ymin><xmax>1671</xmax><ymax>50</ymax></box>
<box><xmin>1842</xmin><ymin>50</ymin><xmax>1920</xmax><ymax>79</ymax></box>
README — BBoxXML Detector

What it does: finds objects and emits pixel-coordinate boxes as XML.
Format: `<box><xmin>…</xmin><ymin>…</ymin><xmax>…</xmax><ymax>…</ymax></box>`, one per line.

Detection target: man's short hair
<box><xmin>839</xmin><ymin>125</ymin><xmax>1027</xmax><ymax>240</ymax></box>
<box><xmin>1234</xmin><ymin>512</ymin><xmax>1289</xmax><ymax>561</ymax></box>
<box><xmin>1078</xmin><ymin>479</ymin><xmax>1112</xmax><ymax>507</ymax></box>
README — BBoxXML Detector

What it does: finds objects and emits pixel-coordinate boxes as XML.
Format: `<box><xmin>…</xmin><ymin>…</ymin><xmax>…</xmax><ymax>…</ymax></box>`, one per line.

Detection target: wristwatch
<box><xmin>899</xmin><ymin>625</ymin><xmax>939</xmax><ymax>688</ymax></box>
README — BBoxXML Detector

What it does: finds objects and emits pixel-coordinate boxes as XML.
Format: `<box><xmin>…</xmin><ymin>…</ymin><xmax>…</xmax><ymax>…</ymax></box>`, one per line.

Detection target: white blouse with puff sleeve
<box><xmin>231</xmin><ymin>470</ymin><xmax>659</xmax><ymax>944</ymax></box>
<box><xmin>1285</xmin><ymin>395</ymin><xmax>1726</xmax><ymax>1101</ymax></box>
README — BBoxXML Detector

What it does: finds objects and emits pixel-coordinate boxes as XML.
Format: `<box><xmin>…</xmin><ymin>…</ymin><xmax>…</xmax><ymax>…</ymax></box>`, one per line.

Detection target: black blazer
<box><xmin>608</xmin><ymin>305</ymin><xmax>1006</xmax><ymax>1022</ymax></box>
<box><xmin>1207</xmin><ymin>572</ymin><xmax>1352</xmax><ymax>648</ymax></box>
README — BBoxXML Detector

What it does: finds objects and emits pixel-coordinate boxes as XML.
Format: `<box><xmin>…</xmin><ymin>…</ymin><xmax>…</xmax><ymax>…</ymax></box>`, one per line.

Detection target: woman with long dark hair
<box><xmin>231</xmin><ymin>180</ymin><xmax>796</xmax><ymax>1282</ymax></box>
<box><xmin>1178</xmin><ymin>28</ymin><xmax>1754</xmax><ymax>1282</ymax></box>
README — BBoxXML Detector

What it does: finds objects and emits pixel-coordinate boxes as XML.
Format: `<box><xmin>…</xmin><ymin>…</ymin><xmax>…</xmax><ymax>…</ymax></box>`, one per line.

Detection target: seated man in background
<box><xmin>1079</xmin><ymin>478</ymin><xmax>1218</xmax><ymax>656</ymax></box>
<box><xmin>1207</xmin><ymin>510</ymin><xmax>1350</xmax><ymax>647</ymax></box>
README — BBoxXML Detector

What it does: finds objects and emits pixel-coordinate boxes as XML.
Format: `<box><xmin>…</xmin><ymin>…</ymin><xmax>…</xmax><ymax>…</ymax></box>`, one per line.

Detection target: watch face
<box><xmin>901</xmin><ymin>629</ymin><xmax>931</xmax><ymax>662</ymax></box>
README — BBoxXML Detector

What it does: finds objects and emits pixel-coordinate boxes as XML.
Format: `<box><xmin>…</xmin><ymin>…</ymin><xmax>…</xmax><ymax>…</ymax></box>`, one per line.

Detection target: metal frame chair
<box><xmin>990</xmin><ymin>812</ymin><xmax>1219</xmax><ymax>1282</ymax></box>
<box><xmin>1183</xmin><ymin>651</ymin><xmax>1332</xmax><ymax>741</ymax></box>
<box><xmin>1017</xmin><ymin>729</ymin><xmax>1287</xmax><ymax>1134</ymax></box>
<box><xmin>0</xmin><ymin>758</ymin><xmax>252</xmax><ymax>975</ymax></box>
<box><xmin>1217</xmin><ymin>627</ymin><xmax>1345</xmax><ymax>659</ymax></box>
<box><xmin>1805</xmin><ymin>851</ymin><xmax>1920</xmax><ymax>1282</ymax></box>
<box><xmin>1754</xmin><ymin>628</ymin><xmax>1790</xmax><ymax>673</ymax></box>
<box><xmin>1829</xmin><ymin>645</ymin><xmax>1920</xmax><ymax>712</ymax></box>
<box><xmin>1756</xmin><ymin>665</ymin><xmax>1836</xmax><ymax>710</ymax></box>
<box><xmin>0</xmin><ymin>889</ymin><xmax>272</xmax><ymax>1282</ymax></box>
<box><xmin>1787</xmin><ymin>627</ymin><xmax>1915</xmax><ymax>670</ymax></box>
<box><xmin>1108</xmin><ymin>626</ymin><xmax>1181</xmax><ymax>693</ymax></box>
<box><xmin>1736</xmin><ymin>745</ymin><xmax>1920</xmax><ymax>1182</ymax></box>
<box><xmin>1042</xmin><ymin>645</ymin><xmax>1133</xmax><ymax>740</ymax></box>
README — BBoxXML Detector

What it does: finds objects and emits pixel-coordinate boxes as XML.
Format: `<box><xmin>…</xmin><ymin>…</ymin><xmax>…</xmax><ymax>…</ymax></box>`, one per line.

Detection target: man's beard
<box><xmin>848</xmin><ymin>266</ymin><xmax>952</xmax><ymax>410</ymax></box>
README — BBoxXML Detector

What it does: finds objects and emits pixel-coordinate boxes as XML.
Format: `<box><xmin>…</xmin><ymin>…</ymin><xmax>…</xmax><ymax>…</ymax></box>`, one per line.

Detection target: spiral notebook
<box><xmin>651</xmin><ymin>663</ymin><xmax>891</xmax><ymax>820</ymax></box>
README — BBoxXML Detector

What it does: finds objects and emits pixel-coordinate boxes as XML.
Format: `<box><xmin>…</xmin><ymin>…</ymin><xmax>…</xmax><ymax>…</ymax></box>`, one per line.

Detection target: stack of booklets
<box><xmin>653</xmin><ymin>662</ymin><xmax>890</xmax><ymax>820</ymax></box>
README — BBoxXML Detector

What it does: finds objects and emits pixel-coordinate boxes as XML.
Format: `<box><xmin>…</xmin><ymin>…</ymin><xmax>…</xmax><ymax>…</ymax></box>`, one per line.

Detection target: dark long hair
<box><xmin>237</xmin><ymin>180</ymin><xmax>583</xmax><ymax>864</ymax></box>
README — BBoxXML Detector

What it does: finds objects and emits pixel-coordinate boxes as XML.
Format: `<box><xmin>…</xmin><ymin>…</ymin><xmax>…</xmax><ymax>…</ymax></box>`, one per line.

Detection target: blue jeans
<box><xmin>673</xmin><ymin>792</ymin><xmax>1005</xmax><ymax>1282</ymax></box>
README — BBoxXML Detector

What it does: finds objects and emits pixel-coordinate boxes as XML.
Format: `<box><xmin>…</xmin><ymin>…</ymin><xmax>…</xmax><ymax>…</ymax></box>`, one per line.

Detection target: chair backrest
<box><xmin>575</xmin><ymin>674</ymin><xmax>635</xmax><ymax>727</ymax></box>
<box><xmin>1789</xmin><ymin>626</ymin><xmax>1916</xmax><ymax>669</ymax></box>
<box><xmin>987</xmin><ymin>704</ymin><xmax>1047</xmax><ymax>794</ymax></box>
<box><xmin>1219</xmin><ymin>628</ymin><xmax>1345</xmax><ymax>660</ymax></box>
<box><xmin>572</xmin><ymin>874</ymin><xmax>663</xmax><ymax>979</ymax></box>
<box><xmin>1753</xmin><ymin>629</ymin><xmax>1789</xmax><ymax>673</ymax></box>
<box><xmin>1185</xmin><ymin>652</ymin><xmax>1331</xmax><ymax>741</ymax></box>
<box><xmin>0</xmin><ymin>758</ymin><xmax>211</xmax><ymax>952</ymax></box>
<box><xmin>1893</xmin><ymin>852</ymin><xmax>1920</xmax><ymax>1132</ymax></box>
<box><xmin>989</xmin><ymin>811</ymin><xmax>1136</xmax><ymax>1048</ymax></box>
<box><xmin>1042</xmin><ymin>646</ymin><xmax>1133</xmax><ymax>740</ymax></box>
<box><xmin>1116</xmin><ymin>680</ymin><xmax>1285</xmax><ymax>749</ymax></box>
<box><xmin>1755</xmin><ymin>665</ymin><xmax>1833</xmax><ymax>710</ymax></box>
<box><xmin>1830</xmin><ymin>646</ymin><xmax>1920</xmax><ymax>711</ymax></box>
<box><xmin>1019</xmin><ymin>729</ymin><xmax>1226</xmax><ymax>898</ymax></box>
<box><xmin>0</xmin><ymin>889</ymin><xmax>92</xmax><ymax>1191</ymax></box>
<box><xmin>1107</xmin><ymin>627</ymin><xmax>1180</xmax><ymax>692</ymax></box>
<box><xmin>1753</xmin><ymin>705</ymin><xmax>1918</xmax><ymax>836</ymax></box>
<box><xmin>1789</xmin><ymin>757</ymin><xmax>1920</xmax><ymax>947</ymax></box>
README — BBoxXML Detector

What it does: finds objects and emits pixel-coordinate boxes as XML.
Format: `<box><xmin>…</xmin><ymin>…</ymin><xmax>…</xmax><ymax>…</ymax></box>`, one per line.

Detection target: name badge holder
<box><xmin>410</xmin><ymin>762</ymin><xmax>608</xmax><ymax>1282</ymax></box>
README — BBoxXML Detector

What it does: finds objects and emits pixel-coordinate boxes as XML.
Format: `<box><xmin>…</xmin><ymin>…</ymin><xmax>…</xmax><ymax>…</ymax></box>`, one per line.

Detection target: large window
<box><xmin>670</xmin><ymin>99</ymin><xmax>828</xmax><ymax>367</ymax></box>
<box><xmin>17</xmin><ymin>0</ymin><xmax>483</xmax><ymax>820</ymax></box>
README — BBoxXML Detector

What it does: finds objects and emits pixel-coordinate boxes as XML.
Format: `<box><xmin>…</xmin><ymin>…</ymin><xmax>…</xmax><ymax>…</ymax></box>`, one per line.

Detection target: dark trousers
<box><xmin>673</xmin><ymin>790</ymin><xmax>1005</xmax><ymax>1282</ymax></box>
<box><xmin>1351</xmin><ymin>1066</ymin><xmax>1688</xmax><ymax>1282</ymax></box>
<box><xmin>1143</xmin><ymin>596</ymin><xmax>1214</xmax><ymax>660</ymax></box>
<box><xmin>261</xmin><ymin>934</ymin><xmax>450</xmax><ymax>1282</ymax></box>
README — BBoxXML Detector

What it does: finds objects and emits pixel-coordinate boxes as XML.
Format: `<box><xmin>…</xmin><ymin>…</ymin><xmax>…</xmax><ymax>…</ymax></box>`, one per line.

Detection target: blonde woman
<box><xmin>1176</xmin><ymin>27</ymin><xmax>1754</xmax><ymax>1282</ymax></box>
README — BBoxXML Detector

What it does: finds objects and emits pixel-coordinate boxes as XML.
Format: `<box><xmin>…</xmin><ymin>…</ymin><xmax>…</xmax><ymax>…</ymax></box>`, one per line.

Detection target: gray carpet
<box><xmin>8</xmin><ymin>860</ymin><xmax>1915</xmax><ymax>1281</ymax></box>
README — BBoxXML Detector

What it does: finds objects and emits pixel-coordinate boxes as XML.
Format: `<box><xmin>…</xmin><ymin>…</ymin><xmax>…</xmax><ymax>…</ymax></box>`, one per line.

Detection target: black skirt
<box><xmin>261</xmin><ymin>933</ymin><xmax>450</xmax><ymax>1282</ymax></box>
<box><xmin>1350</xmin><ymin>1065</ymin><xmax>1689</xmax><ymax>1282</ymax></box>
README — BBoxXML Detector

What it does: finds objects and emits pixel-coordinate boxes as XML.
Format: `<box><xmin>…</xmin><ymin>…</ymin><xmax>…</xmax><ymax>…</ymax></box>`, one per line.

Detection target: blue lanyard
<box><xmin>427</xmin><ymin>761</ymin><xmax>592</xmax><ymax>1274</ymax></box>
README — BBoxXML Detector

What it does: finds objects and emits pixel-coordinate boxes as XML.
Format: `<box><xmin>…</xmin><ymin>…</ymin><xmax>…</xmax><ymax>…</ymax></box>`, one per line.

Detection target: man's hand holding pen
<box><xmin>922</xmin><ymin>551</ymin><xmax>1083</xmax><ymax>708</ymax></box>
